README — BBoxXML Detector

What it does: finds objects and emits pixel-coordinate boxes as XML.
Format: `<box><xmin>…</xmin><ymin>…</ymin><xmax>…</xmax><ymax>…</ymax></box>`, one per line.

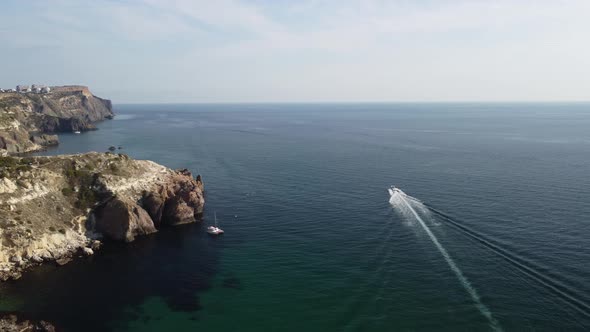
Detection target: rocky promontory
<box><xmin>0</xmin><ymin>152</ymin><xmax>204</xmax><ymax>281</ymax></box>
<box><xmin>0</xmin><ymin>86</ymin><xmax>113</xmax><ymax>154</ymax></box>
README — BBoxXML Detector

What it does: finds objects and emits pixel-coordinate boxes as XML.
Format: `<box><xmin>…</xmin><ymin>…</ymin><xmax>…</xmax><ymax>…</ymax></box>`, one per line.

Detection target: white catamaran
<box><xmin>207</xmin><ymin>211</ymin><xmax>224</xmax><ymax>235</ymax></box>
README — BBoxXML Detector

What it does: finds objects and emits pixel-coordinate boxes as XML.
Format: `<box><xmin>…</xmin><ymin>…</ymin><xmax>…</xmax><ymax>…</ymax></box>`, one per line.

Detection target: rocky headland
<box><xmin>0</xmin><ymin>86</ymin><xmax>113</xmax><ymax>154</ymax></box>
<box><xmin>0</xmin><ymin>152</ymin><xmax>204</xmax><ymax>281</ymax></box>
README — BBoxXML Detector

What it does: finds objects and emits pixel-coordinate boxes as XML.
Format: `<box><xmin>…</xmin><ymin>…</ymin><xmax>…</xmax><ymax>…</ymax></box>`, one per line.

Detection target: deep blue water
<box><xmin>1</xmin><ymin>103</ymin><xmax>590</xmax><ymax>331</ymax></box>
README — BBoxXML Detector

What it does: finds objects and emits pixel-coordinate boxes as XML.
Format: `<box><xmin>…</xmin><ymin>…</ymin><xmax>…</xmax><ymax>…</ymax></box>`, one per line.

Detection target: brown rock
<box><xmin>31</xmin><ymin>134</ymin><xmax>59</xmax><ymax>146</ymax></box>
<box><xmin>94</xmin><ymin>197</ymin><xmax>157</xmax><ymax>242</ymax></box>
<box><xmin>162</xmin><ymin>195</ymin><xmax>195</xmax><ymax>225</ymax></box>
<box><xmin>142</xmin><ymin>191</ymin><xmax>166</xmax><ymax>226</ymax></box>
<box><xmin>141</xmin><ymin>170</ymin><xmax>204</xmax><ymax>225</ymax></box>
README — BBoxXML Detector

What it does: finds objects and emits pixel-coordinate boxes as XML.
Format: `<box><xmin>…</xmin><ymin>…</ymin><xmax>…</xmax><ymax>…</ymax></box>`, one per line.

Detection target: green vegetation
<box><xmin>26</xmin><ymin>94</ymin><xmax>43</xmax><ymax>105</ymax></box>
<box><xmin>0</xmin><ymin>156</ymin><xmax>33</xmax><ymax>178</ymax></box>
<box><xmin>109</xmin><ymin>163</ymin><xmax>119</xmax><ymax>173</ymax></box>
<box><xmin>15</xmin><ymin>164</ymin><xmax>32</xmax><ymax>172</ymax></box>
<box><xmin>0</xmin><ymin>113</ymin><xmax>16</xmax><ymax>127</ymax></box>
<box><xmin>20</xmin><ymin>157</ymin><xmax>35</xmax><ymax>164</ymax></box>
<box><xmin>0</xmin><ymin>95</ymin><xmax>23</xmax><ymax>110</ymax></box>
<box><xmin>61</xmin><ymin>187</ymin><xmax>73</xmax><ymax>196</ymax></box>
<box><xmin>62</xmin><ymin>161</ymin><xmax>105</xmax><ymax>209</ymax></box>
<box><xmin>0</xmin><ymin>156</ymin><xmax>18</xmax><ymax>168</ymax></box>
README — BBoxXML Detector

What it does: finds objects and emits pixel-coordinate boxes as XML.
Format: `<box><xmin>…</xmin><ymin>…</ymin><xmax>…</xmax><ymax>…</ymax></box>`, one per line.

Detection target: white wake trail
<box><xmin>390</xmin><ymin>190</ymin><xmax>502</xmax><ymax>332</ymax></box>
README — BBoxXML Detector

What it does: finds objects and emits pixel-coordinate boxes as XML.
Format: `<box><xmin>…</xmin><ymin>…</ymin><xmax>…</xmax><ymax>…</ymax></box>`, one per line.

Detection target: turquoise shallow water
<box><xmin>1</xmin><ymin>103</ymin><xmax>590</xmax><ymax>331</ymax></box>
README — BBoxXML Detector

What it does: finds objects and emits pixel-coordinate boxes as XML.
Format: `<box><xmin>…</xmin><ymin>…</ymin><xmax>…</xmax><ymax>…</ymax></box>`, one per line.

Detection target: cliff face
<box><xmin>0</xmin><ymin>152</ymin><xmax>204</xmax><ymax>281</ymax></box>
<box><xmin>0</xmin><ymin>86</ymin><xmax>114</xmax><ymax>154</ymax></box>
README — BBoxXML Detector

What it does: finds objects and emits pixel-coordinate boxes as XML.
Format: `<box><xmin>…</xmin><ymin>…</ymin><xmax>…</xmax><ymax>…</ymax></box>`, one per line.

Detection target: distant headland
<box><xmin>0</xmin><ymin>85</ymin><xmax>114</xmax><ymax>155</ymax></box>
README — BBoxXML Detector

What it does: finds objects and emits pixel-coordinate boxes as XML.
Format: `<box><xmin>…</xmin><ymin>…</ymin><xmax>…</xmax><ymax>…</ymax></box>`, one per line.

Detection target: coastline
<box><xmin>0</xmin><ymin>86</ymin><xmax>114</xmax><ymax>155</ymax></box>
<box><xmin>0</xmin><ymin>152</ymin><xmax>205</xmax><ymax>281</ymax></box>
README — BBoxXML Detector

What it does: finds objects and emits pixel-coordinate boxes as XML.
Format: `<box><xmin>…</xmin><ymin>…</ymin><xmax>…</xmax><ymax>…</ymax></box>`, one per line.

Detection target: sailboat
<box><xmin>207</xmin><ymin>211</ymin><xmax>224</xmax><ymax>235</ymax></box>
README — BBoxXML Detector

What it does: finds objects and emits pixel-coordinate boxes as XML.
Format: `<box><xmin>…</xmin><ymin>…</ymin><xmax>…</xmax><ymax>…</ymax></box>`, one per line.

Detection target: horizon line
<box><xmin>112</xmin><ymin>100</ymin><xmax>590</xmax><ymax>105</ymax></box>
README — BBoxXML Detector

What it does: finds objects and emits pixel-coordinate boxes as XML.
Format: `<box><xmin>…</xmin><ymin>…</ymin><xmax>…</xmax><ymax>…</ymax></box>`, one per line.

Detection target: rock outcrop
<box><xmin>0</xmin><ymin>86</ymin><xmax>114</xmax><ymax>154</ymax></box>
<box><xmin>0</xmin><ymin>152</ymin><xmax>204</xmax><ymax>281</ymax></box>
<box><xmin>93</xmin><ymin>197</ymin><xmax>158</xmax><ymax>242</ymax></box>
<box><xmin>0</xmin><ymin>314</ymin><xmax>56</xmax><ymax>332</ymax></box>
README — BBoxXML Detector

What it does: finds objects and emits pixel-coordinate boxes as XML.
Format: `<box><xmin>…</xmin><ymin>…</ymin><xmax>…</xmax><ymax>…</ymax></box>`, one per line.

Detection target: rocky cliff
<box><xmin>0</xmin><ymin>152</ymin><xmax>204</xmax><ymax>281</ymax></box>
<box><xmin>0</xmin><ymin>86</ymin><xmax>114</xmax><ymax>154</ymax></box>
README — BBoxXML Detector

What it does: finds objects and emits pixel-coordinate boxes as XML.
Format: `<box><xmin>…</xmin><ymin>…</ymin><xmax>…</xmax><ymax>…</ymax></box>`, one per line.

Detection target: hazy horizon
<box><xmin>1</xmin><ymin>0</ymin><xmax>589</xmax><ymax>103</ymax></box>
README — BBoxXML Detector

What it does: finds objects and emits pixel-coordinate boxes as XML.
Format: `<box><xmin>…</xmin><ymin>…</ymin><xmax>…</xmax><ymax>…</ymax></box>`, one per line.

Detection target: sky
<box><xmin>0</xmin><ymin>0</ymin><xmax>589</xmax><ymax>103</ymax></box>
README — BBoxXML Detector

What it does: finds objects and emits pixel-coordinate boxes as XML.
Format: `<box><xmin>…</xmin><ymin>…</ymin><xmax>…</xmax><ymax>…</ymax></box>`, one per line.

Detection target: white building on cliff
<box><xmin>16</xmin><ymin>85</ymin><xmax>31</xmax><ymax>93</ymax></box>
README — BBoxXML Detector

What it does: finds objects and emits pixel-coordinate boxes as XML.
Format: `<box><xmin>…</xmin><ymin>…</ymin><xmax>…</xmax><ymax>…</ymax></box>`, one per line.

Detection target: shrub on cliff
<box><xmin>63</xmin><ymin>161</ymin><xmax>104</xmax><ymax>210</ymax></box>
<box><xmin>0</xmin><ymin>156</ymin><xmax>30</xmax><ymax>175</ymax></box>
<box><xmin>0</xmin><ymin>156</ymin><xmax>18</xmax><ymax>168</ymax></box>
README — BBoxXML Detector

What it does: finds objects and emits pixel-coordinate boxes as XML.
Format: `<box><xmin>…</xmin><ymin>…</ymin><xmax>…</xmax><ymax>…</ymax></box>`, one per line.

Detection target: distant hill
<box><xmin>0</xmin><ymin>86</ymin><xmax>114</xmax><ymax>154</ymax></box>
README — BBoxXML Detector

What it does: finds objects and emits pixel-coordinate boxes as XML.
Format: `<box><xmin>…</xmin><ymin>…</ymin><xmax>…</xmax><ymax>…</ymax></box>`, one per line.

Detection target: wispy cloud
<box><xmin>1</xmin><ymin>0</ymin><xmax>589</xmax><ymax>102</ymax></box>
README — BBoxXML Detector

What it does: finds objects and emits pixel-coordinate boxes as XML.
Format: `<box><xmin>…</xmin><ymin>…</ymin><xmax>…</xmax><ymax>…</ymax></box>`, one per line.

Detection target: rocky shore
<box><xmin>0</xmin><ymin>152</ymin><xmax>204</xmax><ymax>281</ymax></box>
<box><xmin>0</xmin><ymin>86</ymin><xmax>113</xmax><ymax>154</ymax></box>
<box><xmin>0</xmin><ymin>314</ymin><xmax>56</xmax><ymax>332</ymax></box>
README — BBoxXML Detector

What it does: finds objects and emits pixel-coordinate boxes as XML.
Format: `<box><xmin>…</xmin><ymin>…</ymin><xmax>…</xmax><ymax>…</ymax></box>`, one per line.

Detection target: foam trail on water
<box><xmin>390</xmin><ymin>189</ymin><xmax>502</xmax><ymax>331</ymax></box>
<box><xmin>424</xmin><ymin>204</ymin><xmax>590</xmax><ymax>319</ymax></box>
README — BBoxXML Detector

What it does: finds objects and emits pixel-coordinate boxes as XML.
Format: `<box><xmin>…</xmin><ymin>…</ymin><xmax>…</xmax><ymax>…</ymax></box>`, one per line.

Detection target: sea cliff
<box><xmin>0</xmin><ymin>86</ymin><xmax>113</xmax><ymax>154</ymax></box>
<box><xmin>0</xmin><ymin>152</ymin><xmax>204</xmax><ymax>281</ymax></box>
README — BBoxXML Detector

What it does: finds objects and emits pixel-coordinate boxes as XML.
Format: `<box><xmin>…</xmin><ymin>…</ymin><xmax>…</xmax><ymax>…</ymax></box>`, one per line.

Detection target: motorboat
<box><xmin>388</xmin><ymin>186</ymin><xmax>402</xmax><ymax>197</ymax></box>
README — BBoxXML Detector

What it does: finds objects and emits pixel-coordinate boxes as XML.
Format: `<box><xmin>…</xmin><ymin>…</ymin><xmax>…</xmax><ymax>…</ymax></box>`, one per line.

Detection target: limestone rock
<box><xmin>0</xmin><ymin>152</ymin><xmax>204</xmax><ymax>280</ymax></box>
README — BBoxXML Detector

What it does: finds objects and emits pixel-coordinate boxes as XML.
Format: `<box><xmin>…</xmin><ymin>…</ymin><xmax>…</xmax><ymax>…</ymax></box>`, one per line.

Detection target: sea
<box><xmin>1</xmin><ymin>102</ymin><xmax>590</xmax><ymax>331</ymax></box>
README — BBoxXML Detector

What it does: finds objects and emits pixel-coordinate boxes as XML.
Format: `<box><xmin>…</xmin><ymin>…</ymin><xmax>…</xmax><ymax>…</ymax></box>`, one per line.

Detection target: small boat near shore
<box><xmin>207</xmin><ymin>212</ymin><xmax>224</xmax><ymax>235</ymax></box>
<box><xmin>74</xmin><ymin>131</ymin><xmax>81</xmax><ymax>134</ymax></box>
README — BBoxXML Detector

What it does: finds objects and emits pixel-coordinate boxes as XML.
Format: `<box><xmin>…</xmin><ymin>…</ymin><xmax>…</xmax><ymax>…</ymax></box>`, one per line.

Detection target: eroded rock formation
<box><xmin>0</xmin><ymin>152</ymin><xmax>204</xmax><ymax>281</ymax></box>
